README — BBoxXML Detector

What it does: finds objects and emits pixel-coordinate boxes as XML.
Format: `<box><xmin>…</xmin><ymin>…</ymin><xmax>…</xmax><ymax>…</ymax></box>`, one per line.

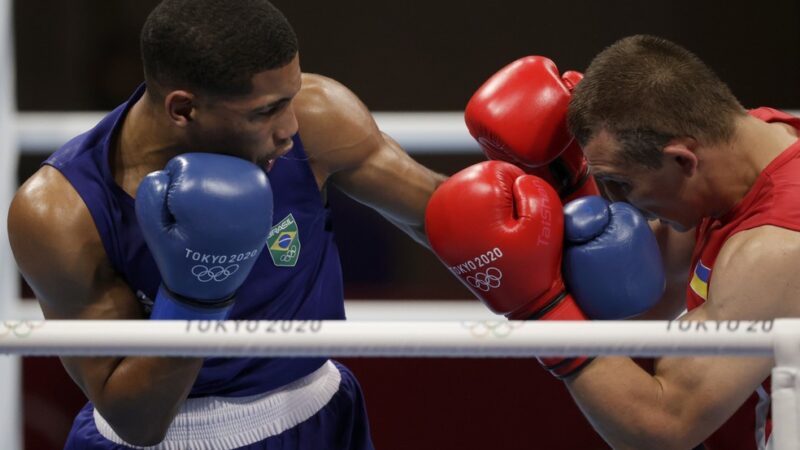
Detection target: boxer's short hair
<box><xmin>567</xmin><ymin>34</ymin><xmax>745</xmax><ymax>169</ymax></box>
<box><xmin>140</xmin><ymin>0</ymin><xmax>298</xmax><ymax>99</ymax></box>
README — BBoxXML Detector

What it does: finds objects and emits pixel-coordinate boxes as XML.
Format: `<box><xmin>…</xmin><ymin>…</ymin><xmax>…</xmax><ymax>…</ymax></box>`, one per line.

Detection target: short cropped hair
<box><xmin>140</xmin><ymin>0</ymin><xmax>298</xmax><ymax>98</ymax></box>
<box><xmin>567</xmin><ymin>35</ymin><xmax>745</xmax><ymax>169</ymax></box>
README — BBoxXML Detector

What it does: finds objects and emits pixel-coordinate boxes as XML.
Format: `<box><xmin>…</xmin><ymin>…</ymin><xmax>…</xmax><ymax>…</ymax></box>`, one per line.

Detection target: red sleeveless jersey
<box><xmin>687</xmin><ymin>107</ymin><xmax>800</xmax><ymax>449</ymax></box>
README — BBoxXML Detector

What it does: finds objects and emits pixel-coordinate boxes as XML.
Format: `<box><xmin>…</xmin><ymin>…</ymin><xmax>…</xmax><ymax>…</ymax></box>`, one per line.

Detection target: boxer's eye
<box><xmin>601</xmin><ymin>179</ymin><xmax>632</xmax><ymax>199</ymax></box>
<box><xmin>614</xmin><ymin>181</ymin><xmax>631</xmax><ymax>193</ymax></box>
<box><xmin>252</xmin><ymin>99</ymin><xmax>290</xmax><ymax>119</ymax></box>
<box><xmin>257</xmin><ymin>107</ymin><xmax>279</xmax><ymax>118</ymax></box>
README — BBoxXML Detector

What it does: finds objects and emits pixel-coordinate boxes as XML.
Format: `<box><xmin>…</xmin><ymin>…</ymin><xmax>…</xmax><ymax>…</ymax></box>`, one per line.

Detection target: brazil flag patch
<box><xmin>267</xmin><ymin>213</ymin><xmax>301</xmax><ymax>267</ymax></box>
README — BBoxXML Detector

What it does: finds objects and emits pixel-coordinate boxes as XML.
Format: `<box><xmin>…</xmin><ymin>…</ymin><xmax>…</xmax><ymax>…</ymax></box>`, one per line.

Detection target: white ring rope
<box><xmin>16</xmin><ymin>111</ymin><xmax>481</xmax><ymax>154</ymax></box>
<box><xmin>0</xmin><ymin>319</ymin><xmax>782</xmax><ymax>358</ymax></box>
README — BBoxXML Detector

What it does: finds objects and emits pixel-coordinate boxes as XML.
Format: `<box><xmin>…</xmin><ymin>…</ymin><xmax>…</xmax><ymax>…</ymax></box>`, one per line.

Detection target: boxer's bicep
<box><xmin>643</xmin><ymin>310</ymin><xmax>772</xmax><ymax>448</ymax></box>
<box><xmin>569</xmin><ymin>307</ymin><xmax>774</xmax><ymax>448</ymax></box>
<box><xmin>295</xmin><ymin>74</ymin><xmax>445</xmax><ymax>245</ymax></box>
<box><xmin>9</xmin><ymin>167</ymin><xmax>143</xmax><ymax>395</ymax></box>
<box><xmin>9</xmin><ymin>167</ymin><xmax>144</xmax><ymax>319</ymax></box>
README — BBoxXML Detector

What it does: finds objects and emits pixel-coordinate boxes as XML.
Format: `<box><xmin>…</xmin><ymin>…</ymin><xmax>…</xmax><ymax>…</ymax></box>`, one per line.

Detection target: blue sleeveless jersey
<box><xmin>45</xmin><ymin>85</ymin><xmax>345</xmax><ymax>397</ymax></box>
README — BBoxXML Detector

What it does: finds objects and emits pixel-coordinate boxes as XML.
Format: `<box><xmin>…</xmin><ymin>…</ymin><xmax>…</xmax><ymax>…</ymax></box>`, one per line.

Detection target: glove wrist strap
<box><xmin>528</xmin><ymin>291</ymin><xmax>569</xmax><ymax>320</ymax></box>
<box><xmin>529</xmin><ymin>292</ymin><xmax>594</xmax><ymax>379</ymax></box>
<box><xmin>150</xmin><ymin>285</ymin><xmax>235</xmax><ymax>320</ymax></box>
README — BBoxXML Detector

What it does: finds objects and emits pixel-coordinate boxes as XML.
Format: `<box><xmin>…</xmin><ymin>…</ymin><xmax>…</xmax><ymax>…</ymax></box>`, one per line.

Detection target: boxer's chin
<box><xmin>253</xmin><ymin>154</ymin><xmax>273</xmax><ymax>171</ymax></box>
<box><xmin>252</xmin><ymin>150</ymin><xmax>274</xmax><ymax>170</ymax></box>
<box><xmin>660</xmin><ymin>218</ymin><xmax>690</xmax><ymax>233</ymax></box>
<box><xmin>262</xmin><ymin>141</ymin><xmax>294</xmax><ymax>171</ymax></box>
<box><xmin>658</xmin><ymin>219</ymin><xmax>675</xmax><ymax>229</ymax></box>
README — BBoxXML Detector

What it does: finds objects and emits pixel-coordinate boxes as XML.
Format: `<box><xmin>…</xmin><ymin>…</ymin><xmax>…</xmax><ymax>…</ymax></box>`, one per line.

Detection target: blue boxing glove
<box><xmin>136</xmin><ymin>153</ymin><xmax>273</xmax><ymax>320</ymax></box>
<box><xmin>562</xmin><ymin>196</ymin><xmax>664</xmax><ymax>319</ymax></box>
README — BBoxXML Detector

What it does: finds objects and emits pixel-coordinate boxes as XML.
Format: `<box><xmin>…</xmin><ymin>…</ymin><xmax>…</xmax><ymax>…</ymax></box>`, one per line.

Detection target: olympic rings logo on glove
<box><xmin>466</xmin><ymin>267</ymin><xmax>503</xmax><ymax>291</ymax></box>
<box><xmin>191</xmin><ymin>264</ymin><xmax>240</xmax><ymax>282</ymax></box>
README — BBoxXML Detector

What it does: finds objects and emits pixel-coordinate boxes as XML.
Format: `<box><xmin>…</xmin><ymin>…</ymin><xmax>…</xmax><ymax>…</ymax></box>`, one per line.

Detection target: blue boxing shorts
<box><xmin>64</xmin><ymin>361</ymin><xmax>374</xmax><ymax>449</ymax></box>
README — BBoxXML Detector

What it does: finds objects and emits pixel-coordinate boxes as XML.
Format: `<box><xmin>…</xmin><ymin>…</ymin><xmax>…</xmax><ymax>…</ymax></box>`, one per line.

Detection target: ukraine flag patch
<box><xmin>690</xmin><ymin>260</ymin><xmax>711</xmax><ymax>300</ymax></box>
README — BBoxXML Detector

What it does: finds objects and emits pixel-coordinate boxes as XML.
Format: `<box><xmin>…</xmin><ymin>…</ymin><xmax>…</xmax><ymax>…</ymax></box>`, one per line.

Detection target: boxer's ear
<box><xmin>662</xmin><ymin>137</ymin><xmax>698</xmax><ymax>177</ymax></box>
<box><xmin>164</xmin><ymin>90</ymin><xmax>195</xmax><ymax>126</ymax></box>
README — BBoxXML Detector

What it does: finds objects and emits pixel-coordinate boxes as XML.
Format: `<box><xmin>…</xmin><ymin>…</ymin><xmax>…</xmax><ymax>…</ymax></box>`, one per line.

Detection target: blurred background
<box><xmin>5</xmin><ymin>0</ymin><xmax>800</xmax><ymax>449</ymax></box>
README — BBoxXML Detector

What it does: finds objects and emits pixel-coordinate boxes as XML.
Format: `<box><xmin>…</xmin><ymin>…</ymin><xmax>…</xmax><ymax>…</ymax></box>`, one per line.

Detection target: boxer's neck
<box><xmin>707</xmin><ymin>115</ymin><xmax>799</xmax><ymax>218</ymax></box>
<box><xmin>112</xmin><ymin>92</ymin><xmax>185</xmax><ymax>197</ymax></box>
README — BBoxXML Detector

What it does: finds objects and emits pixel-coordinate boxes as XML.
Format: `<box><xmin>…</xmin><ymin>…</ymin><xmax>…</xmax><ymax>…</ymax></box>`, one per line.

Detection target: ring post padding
<box><xmin>0</xmin><ymin>0</ymin><xmax>22</xmax><ymax>447</ymax></box>
<box><xmin>771</xmin><ymin>319</ymin><xmax>800</xmax><ymax>450</ymax></box>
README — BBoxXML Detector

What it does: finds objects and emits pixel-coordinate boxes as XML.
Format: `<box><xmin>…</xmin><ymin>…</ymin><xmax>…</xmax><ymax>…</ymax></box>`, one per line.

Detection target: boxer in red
<box><xmin>428</xmin><ymin>35</ymin><xmax>800</xmax><ymax>449</ymax></box>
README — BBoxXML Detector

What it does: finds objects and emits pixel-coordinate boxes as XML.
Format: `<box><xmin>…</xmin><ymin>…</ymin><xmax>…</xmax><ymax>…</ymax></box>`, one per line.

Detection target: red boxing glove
<box><xmin>465</xmin><ymin>56</ymin><xmax>599</xmax><ymax>202</ymax></box>
<box><xmin>425</xmin><ymin>161</ymin><xmax>591</xmax><ymax>378</ymax></box>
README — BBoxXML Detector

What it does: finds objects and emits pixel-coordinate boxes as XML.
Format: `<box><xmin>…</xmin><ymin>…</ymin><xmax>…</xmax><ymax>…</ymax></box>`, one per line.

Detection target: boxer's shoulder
<box><xmin>293</xmin><ymin>73</ymin><xmax>384</xmax><ymax>178</ymax></box>
<box><xmin>294</xmin><ymin>74</ymin><xmax>380</xmax><ymax>157</ymax></box>
<box><xmin>11</xmin><ymin>165</ymin><xmax>95</xmax><ymax>235</ymax></box>
<box><xmin>707</xmin><ymin>225</ymin><xmax>800</xmax><ymax>315</ymax></box>
<box><xmin>9</xmin><ymin>165</ymin><xmax>108</xmax><ymax>305</ymax></box>
<box><xmin>716</xmin><ymin>225</ymin><xmax>800</xmax><ymax>267</ymax></box>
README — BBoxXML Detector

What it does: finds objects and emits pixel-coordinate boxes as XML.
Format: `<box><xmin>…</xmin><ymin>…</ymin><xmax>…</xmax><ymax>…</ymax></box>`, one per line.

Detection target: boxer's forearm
<box><xmin>91</xmin><ymin>356</ymin><xmax>204</xmax><ymax>446</ymax></box>
<box><xmin>566</xmin><ymin>352</ymin><xmax>772</xmax><ymax>450</ymax></box>
<box><xmin>565</xmin><ymin>357</ymin><xmax>691</xmax><ymax>450</ymax></box>
<box><xmin>380</xmin><ymin>213</ymin><xmax>431</xmax><ymax>248</ymax></box>
<box><xmin>632</xmin><ymin>280</ymin><xmax>688</xmax><ymax>320</ymax></box>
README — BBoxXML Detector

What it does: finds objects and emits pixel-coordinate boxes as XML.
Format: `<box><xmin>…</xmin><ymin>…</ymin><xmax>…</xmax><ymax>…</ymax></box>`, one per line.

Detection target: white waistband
<box><xmin>94</xmin><ymin>360</ymin><xmax>341</xmax><ymax>450</ymax></box>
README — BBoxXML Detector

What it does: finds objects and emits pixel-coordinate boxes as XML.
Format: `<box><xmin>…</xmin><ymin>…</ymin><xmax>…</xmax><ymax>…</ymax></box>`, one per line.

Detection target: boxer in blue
<box><xmin>7</xmin><ymin>0</ymin><xmax>445</xmax><ymax>448</ymax></box>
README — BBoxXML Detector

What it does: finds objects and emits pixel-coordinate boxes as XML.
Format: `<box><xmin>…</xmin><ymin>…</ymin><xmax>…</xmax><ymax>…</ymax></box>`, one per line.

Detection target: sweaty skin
<box><xmin>8</xmin><ymin>62</ymin><xmax>444</xmax><ymax>445</ymax></box>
